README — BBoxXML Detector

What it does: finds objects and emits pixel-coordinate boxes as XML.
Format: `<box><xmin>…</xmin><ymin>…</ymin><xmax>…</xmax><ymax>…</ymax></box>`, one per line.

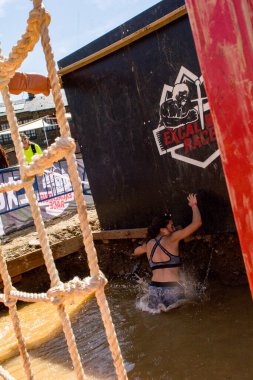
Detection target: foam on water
<box><xmin>134</xmin><ymin>274</ymin><xmax>202</xmax><ymax>314</ymax></box>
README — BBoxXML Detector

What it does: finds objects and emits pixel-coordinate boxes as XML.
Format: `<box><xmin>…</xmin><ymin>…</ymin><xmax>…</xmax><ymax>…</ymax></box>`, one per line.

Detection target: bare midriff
<box><xmin>151</xmin><ymin>266</ymin><xmax>181</xmax><ymax>282</ymax></box>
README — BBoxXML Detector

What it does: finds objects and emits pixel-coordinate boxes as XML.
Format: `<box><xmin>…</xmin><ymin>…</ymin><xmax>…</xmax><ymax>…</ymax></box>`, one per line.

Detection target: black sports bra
<box><xmin>149</xmin><ymin>236</ymin><xmax>181</xmax><ymax>271</ymax></box>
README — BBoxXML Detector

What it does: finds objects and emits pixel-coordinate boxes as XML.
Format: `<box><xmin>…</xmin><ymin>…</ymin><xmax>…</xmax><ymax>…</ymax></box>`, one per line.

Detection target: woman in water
<box><xmin>134</xmin><ymin>193</ymin><xmax>202</xmax><ymax>311</ymax></box>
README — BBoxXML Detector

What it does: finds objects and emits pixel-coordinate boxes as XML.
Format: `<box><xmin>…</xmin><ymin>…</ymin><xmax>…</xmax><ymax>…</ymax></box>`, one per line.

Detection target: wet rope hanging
<box><xmin>0</xmin><ymin>1</ymin><xmax>127</xmax><ymax>379</ymax></box>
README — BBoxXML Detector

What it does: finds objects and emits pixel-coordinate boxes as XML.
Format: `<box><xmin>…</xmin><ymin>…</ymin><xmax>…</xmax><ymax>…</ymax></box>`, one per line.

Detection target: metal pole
<box><xmin>42</xmin><ymin>118</ymin><xmax>49</xmax><ymax>147</ymax></box>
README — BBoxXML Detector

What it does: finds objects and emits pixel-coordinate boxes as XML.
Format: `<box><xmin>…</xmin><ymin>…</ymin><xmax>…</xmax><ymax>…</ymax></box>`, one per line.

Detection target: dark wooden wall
<box><xmin>59</xmin><ymin>0</ymin><xmax>235</xmax><ymax>233</ymax></box>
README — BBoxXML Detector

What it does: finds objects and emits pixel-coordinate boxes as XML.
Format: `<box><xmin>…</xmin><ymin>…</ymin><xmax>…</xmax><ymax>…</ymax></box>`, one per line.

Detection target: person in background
<box><xmin>0</xmin><ymin>144</ymin><xmax>9</xmax><ymax>168</ymax></box>
<box><xmin>20</xmin><ymin>133</ymin><xmax>43</xmax><ymax>164</ymax></box>
<box><xmin>133</xmin><ymin>193</ymin><xmax>202</xmax><ymax>312</ymax></box>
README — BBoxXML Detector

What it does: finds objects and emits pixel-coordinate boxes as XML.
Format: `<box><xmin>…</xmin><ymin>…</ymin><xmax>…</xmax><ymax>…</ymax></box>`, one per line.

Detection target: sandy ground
<box><xmin>1</xmin><ymin>206</ymin><xmax>100</xmax><ymax>261</ymax></box>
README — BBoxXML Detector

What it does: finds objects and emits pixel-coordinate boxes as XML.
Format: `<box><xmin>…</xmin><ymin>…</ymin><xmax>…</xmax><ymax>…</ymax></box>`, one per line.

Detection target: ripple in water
<box><xmin>1</xmin><ymin>279</ymin><xmax>253</xmax><ymax>380</ymax></box>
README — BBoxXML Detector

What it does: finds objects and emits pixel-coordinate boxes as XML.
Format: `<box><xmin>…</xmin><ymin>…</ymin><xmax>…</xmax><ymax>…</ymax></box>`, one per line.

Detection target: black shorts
<box><xmin>148</xmin><ymin>281</ymin><xmax>185</xmax><ymax>310</ymax></box>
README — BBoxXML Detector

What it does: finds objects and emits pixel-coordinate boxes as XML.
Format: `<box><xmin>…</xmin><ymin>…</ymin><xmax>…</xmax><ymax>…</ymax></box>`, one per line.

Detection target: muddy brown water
<box><xmin>0</xmin><ymin>280</ymin><xmax>253</xmax><ymax>380</ymax></box>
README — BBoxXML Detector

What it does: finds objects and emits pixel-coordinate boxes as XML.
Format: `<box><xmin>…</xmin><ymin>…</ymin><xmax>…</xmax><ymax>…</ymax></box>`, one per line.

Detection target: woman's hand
<box><xmin>187</xmin><ymin>193</ymin><xmax>197</xmax><ymax>207</ymax></box>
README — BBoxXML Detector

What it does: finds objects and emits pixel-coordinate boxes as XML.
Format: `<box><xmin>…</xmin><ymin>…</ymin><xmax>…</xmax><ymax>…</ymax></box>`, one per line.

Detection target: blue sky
<box><xmin>0</xmin><ymin>0</ymin><xmax>160</xmax><ymax>100</ymax></box>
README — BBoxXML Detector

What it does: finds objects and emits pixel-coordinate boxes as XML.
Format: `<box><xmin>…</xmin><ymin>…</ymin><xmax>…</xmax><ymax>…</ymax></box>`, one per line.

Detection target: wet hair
<box><xmin>146</xmin><ymin>212</ymin><xmax>172</xmax><ymax>240</ymax></box>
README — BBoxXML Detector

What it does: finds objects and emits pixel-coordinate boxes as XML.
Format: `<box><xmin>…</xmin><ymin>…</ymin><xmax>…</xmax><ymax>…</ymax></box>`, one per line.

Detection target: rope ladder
<box><xmin>0</xmin><ymin>1</ymin><xmax>127</xmax><ymax>379</ymax></box>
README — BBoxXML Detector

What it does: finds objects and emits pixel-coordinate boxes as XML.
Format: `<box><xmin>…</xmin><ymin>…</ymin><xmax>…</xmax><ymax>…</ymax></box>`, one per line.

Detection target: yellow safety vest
<box><xmin>23</xmin><ymin>143</ymin><xmax>42</xmax><ymax>163</ymax></box>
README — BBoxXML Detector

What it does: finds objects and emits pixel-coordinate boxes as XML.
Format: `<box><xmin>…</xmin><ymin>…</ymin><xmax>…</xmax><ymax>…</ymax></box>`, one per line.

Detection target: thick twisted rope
<box><xmin>47</xmin><ymin>271</ymin><xmax>107</xmax><ymax>303</ymax></box>
<box><xmin>40</xmin><ymin>13</ymin><xmax>128</xmax><ymax>380</ymax></box>
<box><xmin>0</xmin><ymin>178</ymin><xmax>33</xmax><ymax>193</ymax></box>
<box><xmin>0</xmin><ymin>243</ymin><xmax>34</xmax><ymax>379</ymax></box>
<box><xmin>2</xmin><ymin>85</ymin><xmax>86</xmax><ymax>380</ymax></box>
<box><xmin>0</xmin><ymin>1</ymin><xmax>127</xmax><ymax>379</ymax></box>
<box><xmin>0</xmin><ymin>272</ymin><xmax>107</xmax><ymax>305</ymax></box>
<box><xmin>0</xmin><ymin>5</ymin><xmax>50</xmax><ymax>91</ymax></box>
<box><xmin>0</xmin><ymin>1</ymin><xmax>86</xmax><ymax>378</ymax></box>
<box><xmin>24</xmin><ymin>136</ymin><xmax>76</xmax><ymax>177</ymax></box>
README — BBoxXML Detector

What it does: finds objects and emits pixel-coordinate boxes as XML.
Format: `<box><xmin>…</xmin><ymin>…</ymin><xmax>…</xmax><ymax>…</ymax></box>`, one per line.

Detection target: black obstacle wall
<box><xmin>59</xmin><ymin>0</ymin><xmax>235</xmax><ymax>233</ymax></box>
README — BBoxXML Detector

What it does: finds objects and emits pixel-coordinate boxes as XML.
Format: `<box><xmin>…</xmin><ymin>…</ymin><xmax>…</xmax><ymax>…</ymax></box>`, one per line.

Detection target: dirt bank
<box><xmin>1</xmin><ymin>206</ymin><xmax>100</xmax><ymax>261</ymax></box>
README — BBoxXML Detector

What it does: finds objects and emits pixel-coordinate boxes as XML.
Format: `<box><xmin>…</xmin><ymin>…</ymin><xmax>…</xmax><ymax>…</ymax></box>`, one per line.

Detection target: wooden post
<box><xmin>186</xmin><ymin>0</ymin><xmax>253</xmax><ymax>295</ymax></box>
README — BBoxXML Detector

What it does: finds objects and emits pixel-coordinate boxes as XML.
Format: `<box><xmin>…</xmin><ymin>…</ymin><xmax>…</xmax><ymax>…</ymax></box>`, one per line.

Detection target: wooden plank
<box><xmin>5</xmin><ymin>235</ymin><xmax>84</xmax><ymax>279</ymax></box>
<box><xmin>58</xmin><ymin>5</ymin><xmax>187</xmax><ymax>76</ymax></box>
<box><xmin>93</xmin><ymin>228</ymin><xmax>147</xmax><ymax>240</ymax></box>
<box><xmin>3</xmin><ymin>228</ymin><xmax>147</xmax><ymax>280</ymax></box>
<box><xmin>186</xmin><ymin>0</ymin><xmax>253</xmax><ymax>295</ymax></box>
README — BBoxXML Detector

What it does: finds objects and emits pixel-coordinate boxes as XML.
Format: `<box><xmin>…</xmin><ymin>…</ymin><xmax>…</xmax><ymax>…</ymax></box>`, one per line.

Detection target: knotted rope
<box><xmin>0</xmin><ymin>4</ymin><xmax>50</xmax><ymax>90</ymax></box>
<box><xmin>0</xmin><ymin>178</ymin><xmax>34</xmax><ymax>193</ymax></box>
<box><xmin>0</xmin><ymin>272</ymin><xmax>107</xmax><ymax>305</ymax></box>
<box><xmin>0</xmin><ymin>1</ymin><xmax>127</xmax><ymax>379</ymax></box>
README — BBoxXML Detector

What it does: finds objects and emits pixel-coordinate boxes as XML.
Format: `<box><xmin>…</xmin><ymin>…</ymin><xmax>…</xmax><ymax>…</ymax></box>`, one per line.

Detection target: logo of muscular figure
<box><xmin>159</xmin><ymin>83</ymin><xmax>198</xmax><ymax>129</ymax></box>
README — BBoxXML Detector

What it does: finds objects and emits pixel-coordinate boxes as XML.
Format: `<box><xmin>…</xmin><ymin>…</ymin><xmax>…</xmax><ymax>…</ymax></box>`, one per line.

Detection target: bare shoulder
<box><xmin>146</xmin><ymin>239</ymin><xmax>155</xmax><ymax>248</ymax></box>
<box><xmin>165</xmin><ymin>231</ymin><xmax>183</xmax><ymax>242</ymax></box>
<box><xmin>170</xmin><ymin>224</ymin><xmax>199</xmax><ymax>242</ymax></box>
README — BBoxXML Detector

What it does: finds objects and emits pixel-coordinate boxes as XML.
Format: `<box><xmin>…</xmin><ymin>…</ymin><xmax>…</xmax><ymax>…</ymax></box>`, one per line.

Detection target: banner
<box><xmin>0</xmin><ymin>159</ymin><xmax>92</xmax><ymax>235</ymax></box>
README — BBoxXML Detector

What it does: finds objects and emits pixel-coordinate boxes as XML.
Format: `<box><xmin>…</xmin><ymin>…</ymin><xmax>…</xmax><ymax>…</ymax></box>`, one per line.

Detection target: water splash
<box><xmin>133</xmin><ymin>258</ymin><xmax>215</xmax><ymax>315</ymax></box>
<box><xmin>193</xmin><ymin>247</ymin><xmax>214</xmax><ymax>301</ymax></box>
<box><xmin>134</xmin><ymin>275</ymin><xmax>196</xmax><ymax>314</ymax></box>
<box><xmin>1</xmin><ymin>280</ymin><xmax>251</xmax><ymax>379</ymax></box>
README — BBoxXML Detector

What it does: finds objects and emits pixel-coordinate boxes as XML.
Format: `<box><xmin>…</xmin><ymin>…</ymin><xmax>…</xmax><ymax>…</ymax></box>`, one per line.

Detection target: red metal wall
<box><xmin>186</xmin><ymin>0</ymin><xmax>253</xmax><ymax>294</ymax></box>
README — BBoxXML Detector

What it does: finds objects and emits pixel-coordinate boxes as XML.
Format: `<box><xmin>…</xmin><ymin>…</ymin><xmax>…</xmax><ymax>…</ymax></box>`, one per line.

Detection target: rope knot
<box><xmin>23</xmin><ymin>136</ymin><xmax>76</xmax><ymax>178</ymax></box>
<box><xmin>29</xmin><ymin>6</ymin><xmax>51</xmax><ymax>30</ymax></box>
<box><xmin>47</xmin><ymin>271</ymin><xmax>108</xmax><ymax>304</ymax></box>
<box><xmin>3</xmin><ymin>288</ymin><xmax>17</xmax><ymax>308</ymax></box>
<box><xmin>0</xmin><ymin>4</ymin><xmax>51</xmax><ymax>91</ymax></box>
<box><xmin>54</xmin><ymin>136</ymin><xmax>76</xmax><ymax>152</ymax></box>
